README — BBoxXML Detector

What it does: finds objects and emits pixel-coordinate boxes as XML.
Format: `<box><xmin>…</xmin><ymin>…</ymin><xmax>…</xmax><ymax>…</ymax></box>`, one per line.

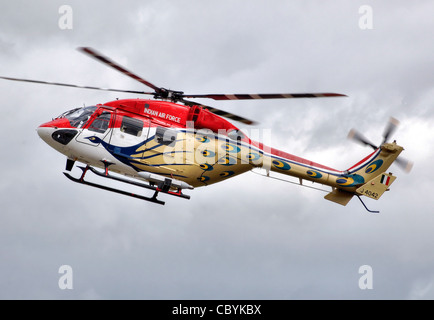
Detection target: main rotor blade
<box><xmin>183</xmin><ymin>99</ymin><xmax>257</xmax><ymax>125</ymax></box>
<box><xmin>348</xmin><ymin>129</ymin><xmax>378</xmax><ymax>150</ymax></box>
<box><xmin>0</xmin><ymin>76</ymin><xmax>153</xmax><ymax>95</ymax></box>
<box><xmin>382</xmin><ymin>117</ymin><xmax>400</xmax><ymax>144</ymax></box>
<box><xmin>78</xmin><ymin>47</ymin><xmax>161</xmax><ymax>93</ymax></box>
<box><xmin>183</xmin><ymin>92</ymin><xmax>347</xmax><ymax>100</ymax></box>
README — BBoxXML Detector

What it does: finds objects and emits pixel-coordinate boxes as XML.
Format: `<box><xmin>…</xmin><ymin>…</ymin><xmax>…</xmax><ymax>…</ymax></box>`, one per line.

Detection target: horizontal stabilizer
<box><xmin>356</xmin><ymin>172</ymin><xmax>396</xmax><ymax>200</ymax></box>
<box><xmin>324</xmin><ymin>188</ymin><xmax>354</xmax><ymax>206</ymax></box>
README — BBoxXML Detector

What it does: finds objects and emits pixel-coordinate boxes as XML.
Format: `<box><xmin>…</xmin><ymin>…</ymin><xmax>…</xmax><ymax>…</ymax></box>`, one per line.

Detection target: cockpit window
<box><xmin>60</xmin><ymin>106</ymin><xmax>97</xmax><ymax>128</ymax></box>
<box><xmin>88</xmin><ymin>112</ymin><xmax>111</xmax><ymax>134</ymax></box>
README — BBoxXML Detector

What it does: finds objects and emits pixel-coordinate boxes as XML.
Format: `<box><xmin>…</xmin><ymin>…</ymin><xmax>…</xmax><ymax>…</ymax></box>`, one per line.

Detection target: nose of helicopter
<box><xmin>36</xmin><ymin>125</ymin><xmax>52</xmax><ymax>142</ymax></box>
<box><xmin>37</xmin><ymin>124</ymin><xmax>60</xmax><ymax>150</ymax></box>
<box><xmin>37</xmin><ymin>118</ymin><xmax>78</xmax><ymax>150</ymax></box>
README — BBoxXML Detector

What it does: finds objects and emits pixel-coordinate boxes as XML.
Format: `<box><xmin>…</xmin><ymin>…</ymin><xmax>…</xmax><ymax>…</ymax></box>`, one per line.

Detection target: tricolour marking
<box><xmin>380</xmin><ymin>174</ymin><xmax>391</xmax><ymax>186</ymax></box>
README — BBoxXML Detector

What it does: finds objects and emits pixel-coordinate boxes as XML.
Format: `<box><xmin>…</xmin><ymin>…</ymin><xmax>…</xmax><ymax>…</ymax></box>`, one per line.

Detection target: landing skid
<box><xmin>63</xmin><ymin>165</ymin><xmax>191</xmax><ymax>205</ymax></box>
<box><xmin>356</xmin><ymin>195</ymin><xmax>380</xmax><ymax>214</ymax></box>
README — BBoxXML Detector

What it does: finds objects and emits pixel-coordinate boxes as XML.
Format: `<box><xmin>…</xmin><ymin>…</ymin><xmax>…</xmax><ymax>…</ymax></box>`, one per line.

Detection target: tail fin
<box><xmin>356</xmin><ymin>172</ymin><xmax>396</xmax><ymax>200</ymax></box>
<box><xmin>346</xmin><ymin>141</ymin><xmax>403</xmax><ymax>180</ymax></box>
<box><xmin>324</xmin><ymin>141</ymin><xmax>404</xmax><ymax>206</ymax></box>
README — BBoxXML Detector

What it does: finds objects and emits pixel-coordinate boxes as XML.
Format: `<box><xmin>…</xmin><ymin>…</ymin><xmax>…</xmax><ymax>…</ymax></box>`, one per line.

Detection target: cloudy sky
<box><xmin>1</xmin><ymin>0</ymin><xmax>434</xmax><ymax>300</ymax></box>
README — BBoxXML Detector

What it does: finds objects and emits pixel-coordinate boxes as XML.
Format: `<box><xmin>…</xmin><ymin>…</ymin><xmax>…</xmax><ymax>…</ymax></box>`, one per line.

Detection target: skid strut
<box><xmin>356</xmin><ymin>195</ymin><xmax>380</xmax><ymax>214</ymax></box>
<box><xmin>63</xmin><ymin>165</ymin><xmax>191</xmax><ymax>205</ymax></box>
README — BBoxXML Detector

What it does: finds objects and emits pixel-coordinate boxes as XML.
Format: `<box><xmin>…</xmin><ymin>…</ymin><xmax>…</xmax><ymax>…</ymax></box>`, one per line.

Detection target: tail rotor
<box><xmin>382</xmin><ymin>117</ymin><xmax>400</xmax><ymax>144</ymax></box>
<box><xmin>347</xmin><ymin>129</ymin><xmax>378</xmax><ymax>150</ymax></box>
<box><xmin>347</xmin><ymin>117</ymin><xmax>413</xmax><ymax>173</ymax></box>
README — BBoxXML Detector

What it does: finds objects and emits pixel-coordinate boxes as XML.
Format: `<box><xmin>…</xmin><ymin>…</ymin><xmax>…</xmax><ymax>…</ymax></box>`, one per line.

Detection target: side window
<box><xmin>121</xmin><ymin>116</ymin><xmax>144</xmax><ymax>137</ymax></box>
<box><xmin>155</xmin><ymin>127</ymin><xmax>177</xmax><ymax>146</ymax></box>
<box><xmin>88</xmin><ymin>112</ymin><xmax>111</xmax><ymax>134</ymax></box>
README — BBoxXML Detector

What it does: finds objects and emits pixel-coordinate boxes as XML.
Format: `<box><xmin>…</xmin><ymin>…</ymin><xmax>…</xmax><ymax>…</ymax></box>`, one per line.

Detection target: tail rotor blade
<box><xmin>395</xmin><ymin>157</ymin><xmax>413</xmax><ymax>173</ymax></box>
<box><xmin>382</xmin><ymin>117</ymin><xmax>400</xmax><ymax>144</ymax></box>
<box><xmin>348</xmin><ymin>117</ymin><xmax>412</xmax><ymax>173</ymax></box>
<box><xmin>348</xmin><ymin>129</ymin><xmax>378</xmax><ymax>150</ymax></box>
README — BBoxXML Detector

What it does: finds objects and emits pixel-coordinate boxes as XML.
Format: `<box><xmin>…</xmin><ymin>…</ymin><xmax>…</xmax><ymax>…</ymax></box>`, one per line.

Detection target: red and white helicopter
<box><xmin>0</xmin><ymin>47</ymin><xmax>411</xmax><ymax>211</ymax></box>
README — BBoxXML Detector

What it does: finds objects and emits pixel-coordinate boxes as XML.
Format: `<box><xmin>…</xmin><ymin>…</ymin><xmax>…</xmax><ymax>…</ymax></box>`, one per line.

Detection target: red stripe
<box><xmin>346</xmin><ymin>149</ymin><xmax>379</xmax><ymax>171</ymax></box>
<box><xmin>257</xmin><ymin>145</ymin><xmax>341</xmax><ymax>172</ymax></box>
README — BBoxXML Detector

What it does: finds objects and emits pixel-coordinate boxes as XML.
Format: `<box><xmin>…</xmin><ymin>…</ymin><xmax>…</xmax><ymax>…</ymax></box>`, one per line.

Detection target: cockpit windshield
<box><xmin>57</xmin><ymin>106</ymin><xmax>97</xmax><ymax>128</ymax></box>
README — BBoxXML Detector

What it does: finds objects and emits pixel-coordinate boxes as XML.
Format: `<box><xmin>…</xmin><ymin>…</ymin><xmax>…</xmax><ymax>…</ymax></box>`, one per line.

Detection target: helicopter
<box><xmin>0</xmin><ymin>47</ymin><xmax>412</xmax><ymax>211</ymax></box>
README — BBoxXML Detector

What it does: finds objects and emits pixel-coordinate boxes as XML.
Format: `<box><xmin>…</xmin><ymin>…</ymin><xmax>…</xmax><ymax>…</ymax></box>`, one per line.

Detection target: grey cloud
<box><xmin>1</xmin><ymin>0</ymin><xmax>434</xmax><ymax>300</ymax></box>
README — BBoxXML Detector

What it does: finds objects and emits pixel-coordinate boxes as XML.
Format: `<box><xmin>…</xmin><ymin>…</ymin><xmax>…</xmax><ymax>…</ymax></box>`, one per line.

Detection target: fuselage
<box><xmin>37</xmin><ymin>99</ymin><xmax>400</xmax><ymax>192</ymax></box>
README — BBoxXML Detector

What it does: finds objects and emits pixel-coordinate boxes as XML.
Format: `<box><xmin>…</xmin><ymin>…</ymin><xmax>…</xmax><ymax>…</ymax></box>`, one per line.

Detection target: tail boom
<box><xmin>257</xmin><ymin>141</ymin><xmax>404</xmax><ymax>206</ymax></box>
